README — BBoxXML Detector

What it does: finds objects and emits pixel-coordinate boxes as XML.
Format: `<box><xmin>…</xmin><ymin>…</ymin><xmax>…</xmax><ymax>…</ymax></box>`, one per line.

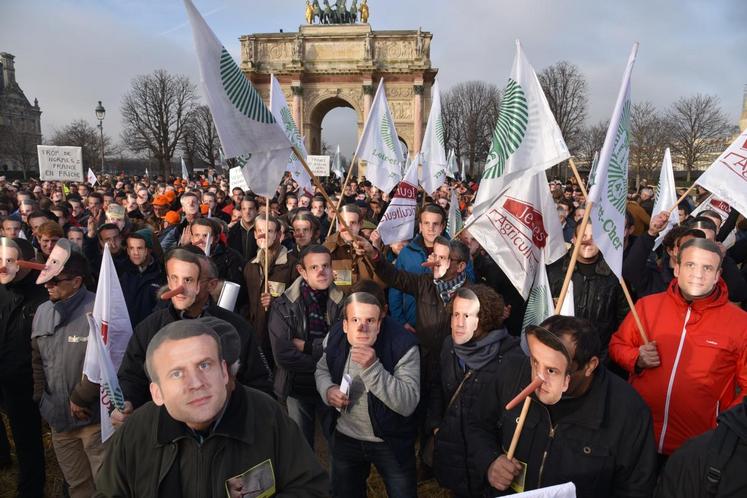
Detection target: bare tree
<box><xmin>630</xmin><ymin>102</ymin><xmax>669</xmax><ymax>189</ymax></box>
<box><xmin>538</xmin><ymin>61</ymin><xmax>588</xmax><ymax>163</ymax></box>
<box><xmin>121</xmin><ymin>69</ymin><xmax>197</xmax><ymax>177</ymax></box>
<box><xmin>182</xmin><ymin>105</ymin><xmax>221</xmax><ymax>170</ymax></box>
<box><xmin>666</xmin><ymin>94</ymin><xmax>732</xmax><ymax>183</ymax></box>
<box><xmin>442</xmin><ymin>81</ymin><xmax>500</xmax><ymax>178</ymax></box>
<box><xmin>1</xmin><ymin>127</ymin><xmax>38</xmax><ymax>179</ymax></box>
<box><xmin>49</xmin><ymin>119</ymin><xmax>119</xmax><ymax>171</ymax></box>
<box><xmin>576</xmin><ymin>120</ymin><xmax>609</xmax><ymax>173</ymax></box>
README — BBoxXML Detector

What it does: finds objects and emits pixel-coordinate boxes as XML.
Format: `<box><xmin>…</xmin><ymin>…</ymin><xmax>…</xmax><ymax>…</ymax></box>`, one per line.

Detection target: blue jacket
<box><xmin>390</xmin><ymin>234</ymin><xmax>475</xmax><ymax>328</ymax></box>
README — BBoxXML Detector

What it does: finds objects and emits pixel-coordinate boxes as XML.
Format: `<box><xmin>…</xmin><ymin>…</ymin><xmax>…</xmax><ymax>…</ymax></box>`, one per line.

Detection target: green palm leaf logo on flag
<box><xmin>607</xmin><ymin>100</ymin><xmax>631</xmax><ymax>215</ymax></box>
<box><xmin>280</xmin><ymin>107</ymin><xmax>303</xmax><ymax>148</ymax></box>
<box><xmin>521</xmin><ymin>283</ymin><xmax>551</xmax><ymax>332</ymax></box>
<box><xmin>381</xmin><ymin>112</ymin><xmax>396</xmax><ymax>153</ymax></box>
<box><xmin>220</xmin><ymin>48</ymin><xmax>274</xmax><ymax>124</ymax></box>
<box><xmin>435</xmin><ymin>115</ymin><xmax>445</xmax><ymax>148</ymax></box>
<box><xmin>483</xmin><ymin>79</ymin><xmax>529</xmax><ymax>180</ymax></box>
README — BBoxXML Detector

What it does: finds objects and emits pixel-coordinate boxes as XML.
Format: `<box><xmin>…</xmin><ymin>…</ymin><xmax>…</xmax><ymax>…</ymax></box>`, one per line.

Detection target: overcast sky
<box><xmin>2</xmin><ymin>0</ymin><xmax>745</xmax><ymax>158</ymax></box>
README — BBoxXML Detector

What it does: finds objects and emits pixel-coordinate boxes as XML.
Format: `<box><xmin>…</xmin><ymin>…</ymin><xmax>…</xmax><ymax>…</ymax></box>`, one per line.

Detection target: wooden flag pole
<box><xmin>619</xmin><ymin>277</ymin><xmax>649</xmax><ymax>343</ymax></box>
<box><xmin>566</xmin><ymin>158</ymin><xmax>649</xmax><ymax>343</ymax></box>
<box><xmin>263</xmin><ymin>198</ymin><xmax>270</xmax><ymax>309</ymax></box>
<box><xmin>507</xmin><ymin>397</ymin><xmax>532</xmax><ymax>460</ymax></box>
<box><xmin>667</xmin><ymin>183</ymin><xmax>696</xmax><ymax>214</ymax></box>
<box><xmin>327</xmin><ymin>153</ymin><xmax>358</xmax><ymax>238</ymax></box>
<box><xmin>554</xmin><ymin>202</ymin><xmax>592</xmax><ymax>315</ymax></box>
<box><xmin>292</xmin><ymin>146</ymin><xmax>357</xmax><ymax>240</ymax></box>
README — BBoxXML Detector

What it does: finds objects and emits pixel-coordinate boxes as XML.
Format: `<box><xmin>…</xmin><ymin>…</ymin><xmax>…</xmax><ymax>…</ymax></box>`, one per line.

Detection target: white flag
<box><xmin>691</xmin><ymin>194</ymin><xmax>731</xmax><ymax>222</ymax></box>
<box><xmin>512</xmin><ymin>482</ymin><xmax>576</xmax><ymax>497</ymax></box>
<box><xmin>144</xmin><ymin>167</ymin><xmax>149</xmax><ymax>178</ymax></box>
<box><xmin>354</xmin><ymin>78</ymin><xmax>405</xmax><ymax>193</ymax></box>
<box><xmin>588</xmin><ymin>43</ymin><xmax>638</xmax><ymax>279</ymax></box>
<box><xmin>694</xmin><ymin>129</ymin><xmax>747</xmax><ymax>218</ymax></box>
<box><xmin>519</xmin><ymin>256</ymin><xmax>573</xmax><ymax>351</ymax></box>
<box><xmin>559</xmin><ymin>280</ymin><xmax>575</xmax><ymax>316</ymax></box>
<box><xmin>521</xmin><ymin>258</ymin><xmax>555</xmax><ymax>333</ymax></box>
<box><xmin>82</xmin><ymin>243</ymin><xmax>133</xmax><ymax>442</ymax></box>
<box><xmin>332</xmin><ymin>144</ymin><xmax>344</xmax><ymax>179</ymax></box>
<box><xmin>472</xmin><ymin>40</ymin><xmax>570</xmax><ymax>218</ymax></box>
<box><xmin>446</xmin><ymin>188</ymin><xmax>463</xmax><ymax>237</ymax></box>
<box><xmin>421</xmin><ymin>79</ymin><xmax>448</xmax><ymax>195</ymax></box>
<box><xmin>270</xmin><ymin>74</ymin><xmax>313</xmax><ymax>195</ymax></box>
<box><xmin>87</xmin><ymin>168</ymin><xmax>98</xmax><ymax>186</ymax></box>
<box><xmin>652</xmin><ymin>148</ymin><xmax>679</xmax><ymax>249</ymax></box>
<box><xmin>446</xmin><ymin>149</ymin><xmax>459</xmax><ymax>178</ymax></box>
<box><xmin>469</xmin><ymin>171</ymin><xmax>567</xmax><ymax>299</ymax></box>
<box><xmin>181</xmin><ymin>156</ymin><xmax>189</xmax><ymax>180</ymax></box>
<box><xmin>376</xmin><ymin>156</ymin><xmax>418</xmax><ymax>245</ymax></box>
<box><xmin>184</xmin><ymin>0</ymin><xmax>291</xmax><ymax>197</ymax></box>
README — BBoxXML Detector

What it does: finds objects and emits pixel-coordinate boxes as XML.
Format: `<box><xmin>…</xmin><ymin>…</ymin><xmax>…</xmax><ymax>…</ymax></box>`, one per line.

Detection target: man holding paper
<box><xmin>469</xmin><ymin>316</ymin><xmax>656</xmax><ymax>497</ymax></box>
<box><xmin>315</xmin><ymin>290</ymin><xmax>420</xmax><ymax>498</ymax></box>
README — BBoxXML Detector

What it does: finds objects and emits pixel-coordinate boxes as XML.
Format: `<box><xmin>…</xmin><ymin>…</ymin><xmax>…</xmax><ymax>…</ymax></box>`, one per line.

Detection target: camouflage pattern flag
<box><xmin>354</xmin><ymin>78</ymin><xmax>405</xmax><ymax>193</ymax></box>
<box><xmin>472</xmin><ymin>40</ymin><xmax>569</xmax><ymax>219</ymax></box>
<box><xmin>184</xmin><ymin>0</ymin><xmax>291</xmax><ymax>197</ymax></box>
<box><xmin>270</xmin><ymin>74</ymin><xmax>313</xmax><ymax>195</ymax></box>
<box><xmin>587</xmin><ymin>43</ymin><xmax>638</xmax><ymax>279</ymax></box>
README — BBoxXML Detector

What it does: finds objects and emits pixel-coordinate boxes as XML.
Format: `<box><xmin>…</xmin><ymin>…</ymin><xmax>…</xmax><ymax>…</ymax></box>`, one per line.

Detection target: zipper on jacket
<box><xmin>537</xmin><ymin>424</ymin><xmax>556</xmax><ymax>487</ymax></box>
<box><xmin>658</xmin><ymin>306</ymin><xmax>691</xmax><ymax>453</ymax></box>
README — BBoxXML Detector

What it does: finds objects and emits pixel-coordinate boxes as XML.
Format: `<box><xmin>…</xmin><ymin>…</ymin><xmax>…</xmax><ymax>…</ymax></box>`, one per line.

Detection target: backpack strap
<box><xmin>704</xmin><ymin>423</ymin><xmax>740</xmax><ymax>497</ymax></box>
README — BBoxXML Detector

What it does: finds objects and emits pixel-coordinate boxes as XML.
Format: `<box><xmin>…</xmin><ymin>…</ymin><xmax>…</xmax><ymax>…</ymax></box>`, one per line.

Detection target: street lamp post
<box><xmin>95</xmin><ymin>100</ymin><xmax>106</xmax><ymax>175</ymax></box>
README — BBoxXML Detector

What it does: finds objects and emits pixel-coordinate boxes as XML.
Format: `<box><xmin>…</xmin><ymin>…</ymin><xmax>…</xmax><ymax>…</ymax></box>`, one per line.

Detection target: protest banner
<box><xmin>306</xmin><ymin>155</ymin><xmax>331</xmax><ymax>177</ymax></box>
<box><xmin>229</xmin><ymin>166</ymin><xmax>250</xmax><ymax>192</ymax></box>
<box><xmin>37</xmin><ymin>145</ymin><xmax>84</xmax><ymax>182</ymax></box>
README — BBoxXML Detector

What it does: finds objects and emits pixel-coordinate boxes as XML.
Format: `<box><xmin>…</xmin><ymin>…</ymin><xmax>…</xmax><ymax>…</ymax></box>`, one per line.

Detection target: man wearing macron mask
<box><xmin>469</xmin><ymin>316</ymin><xmax>657</xmax><ymax>497</ymax></box>
<box><xmin>0</xmin><ymin>237</ymin><xmax>47</xmax><ymax>497</ymax></box>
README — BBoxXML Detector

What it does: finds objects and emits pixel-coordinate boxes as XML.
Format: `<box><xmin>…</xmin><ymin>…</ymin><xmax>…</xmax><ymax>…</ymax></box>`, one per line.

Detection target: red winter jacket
<box><xmin>608</xmin><ymin>278</ymin><xmax>747</xmax><ymax>455</ymax></box>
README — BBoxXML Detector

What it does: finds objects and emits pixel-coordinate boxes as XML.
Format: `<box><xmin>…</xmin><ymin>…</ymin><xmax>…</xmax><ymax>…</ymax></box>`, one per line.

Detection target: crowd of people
<box><xmin>0</xmin><ymin>168</ymin><xmax>745</xmax><ymax>498</ymax></box>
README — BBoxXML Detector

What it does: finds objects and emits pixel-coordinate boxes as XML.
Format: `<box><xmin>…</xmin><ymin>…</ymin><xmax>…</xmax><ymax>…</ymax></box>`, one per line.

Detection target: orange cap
<box><xmin>153</xmin><ymin>195</ymin><xmax>169</xmax><ymax>207</ymax></box>
<box><xmin>164</xmin><ymin>211</ymin><xmax>180</xmax><ymax>224</ymax></box>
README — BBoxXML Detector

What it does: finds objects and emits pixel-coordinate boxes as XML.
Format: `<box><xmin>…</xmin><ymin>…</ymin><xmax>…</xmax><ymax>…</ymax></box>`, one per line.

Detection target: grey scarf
<box><xmin>454</xmin><ymin>328</ymin><xmax>508</xmax><ymax>370</ymax></box>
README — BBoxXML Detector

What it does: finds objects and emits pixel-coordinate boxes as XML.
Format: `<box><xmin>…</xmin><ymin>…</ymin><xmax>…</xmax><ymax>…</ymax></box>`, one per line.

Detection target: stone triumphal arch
<box><xmin>240</xmin><ymin>23</ymin><xmax>437</xmax><ymax>175</ymax></box>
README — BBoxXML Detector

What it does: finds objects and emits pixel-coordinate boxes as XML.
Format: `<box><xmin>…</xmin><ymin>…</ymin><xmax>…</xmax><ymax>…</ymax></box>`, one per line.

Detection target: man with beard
<box><xmin>469</xmin><ymin>316</ymin><xmax>656</xmax><ymax>497</ymax></box>
<box><xmin>0</xmin><ymin>238</ymin><xmax>47</xmax><ymax>498</ymax></box>
<box><xmin>547</xmin><ymin>221</ymin><xmax>628</xmax><ymax>356</ymax></box>
<box><xmin>115</xmin><ymin>249</ymin><xmax>272</xmax><ymax>426</ymax></box>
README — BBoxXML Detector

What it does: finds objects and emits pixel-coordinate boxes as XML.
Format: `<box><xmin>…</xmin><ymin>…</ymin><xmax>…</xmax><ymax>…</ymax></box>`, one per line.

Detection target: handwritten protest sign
<box><xmin>306</xmin><ymin>155</ymin><xmax>330</xmax><ymax>177</ymax></box>
<box><xmin>37</xmin><ymin>146</ymin><xmax>84</xmax><ymax>182</ymax></box>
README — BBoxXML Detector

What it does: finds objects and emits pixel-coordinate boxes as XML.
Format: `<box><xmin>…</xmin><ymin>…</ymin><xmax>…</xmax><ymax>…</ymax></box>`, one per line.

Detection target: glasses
<box><xmin>47</xmin><ymin>276</ymin><xmax>75</xmax><ymax>286</ymax></box>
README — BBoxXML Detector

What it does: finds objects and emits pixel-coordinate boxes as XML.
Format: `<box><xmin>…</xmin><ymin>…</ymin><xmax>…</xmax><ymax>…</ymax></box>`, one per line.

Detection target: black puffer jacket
<box><xmin>118</xmin><ymin>302</ymin><xmax>272</xmax><ymax>408</ymax></box>
<box><xmin>547</xmin><ymin>254</ymin><xmax>629</xmax><ymax>351</ymax></box>
<box><xmin>0</xmin><ymin>270</ymin><xmax>48</xmax><ymax>380</ymax></box>
<box><xmin>427</xmin><ymin>332</ymin><xmax>522</xmax><ymax>498</ymax></box>
<box><xmin>469</xmin><ymin>356</ymin><xmax>657</xmax><ymax>498</ymax></box>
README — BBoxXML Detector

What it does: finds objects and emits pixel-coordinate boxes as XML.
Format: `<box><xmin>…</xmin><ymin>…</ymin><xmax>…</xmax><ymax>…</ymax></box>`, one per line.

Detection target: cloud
<box><xmin>2</xmin><ymin>0</ymin><xmax>744</xmax><ymax>158</ymax></box>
